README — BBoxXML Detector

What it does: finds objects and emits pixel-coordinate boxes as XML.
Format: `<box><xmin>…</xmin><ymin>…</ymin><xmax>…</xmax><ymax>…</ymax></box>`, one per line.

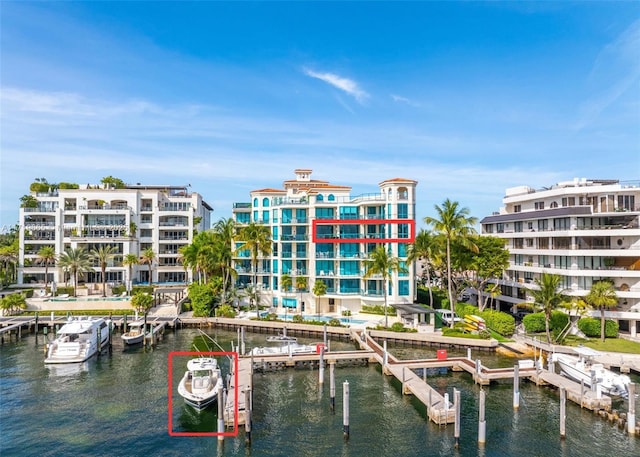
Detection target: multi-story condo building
<box><xmin>19</xmin><ymin>182</ymin><xmax>212</xmax><ymax>289</ymax></box>
<box><xmin>480</xmin><ymin>178</ymin><xmax>640</xmax><ymax>336</ymax></box>
<box><xmin>232</xmin><ymin>169</ymin><xmax>418</xmax><ymax>315</ymax></box>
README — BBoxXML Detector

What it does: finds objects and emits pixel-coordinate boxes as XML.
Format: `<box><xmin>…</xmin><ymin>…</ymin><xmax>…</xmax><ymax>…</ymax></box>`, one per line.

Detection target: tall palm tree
<box><xmin>36</xmin><ymin>246</ymin><xmax>56</xmax><ymax>290</ymax></box>
<box><xmin>313</xmin><ymin>279</ymin><xmax>327</xmax><ymax>315</ymax></box>
<box><xmin>407</xmin><ymin>229</ymin><xmax>438</xmax><ymax>308</ymax></box>
<box><xmin>281</xmin><ymin>273</ymin><xmax>293</xmax><ymax>318</ymax></box>
<box><xmin>424</xmin><ymin>199</ymin><xmax>477</xmax><ymax>325</ymax></box>
<box><xmin>122</xmin><ymin>253</ymin><xmax>139</xmax><ymax>292</ymax></box>
<box><xmin>585</xmin><ymin>280</ymin><xmax>618</xmax><ymax>342</ymax></box>
<box><xmin>57</xmin><ymin>247</ymin><xmax>93</xmax><ymax>297</ymax></box>
<box><xmin>213</xmin><ymin>218</ymin><xmax>237</xmax><ymax>301</ymax></box>
<box><xmin>296</xmin><ymin>276</ymin><xmax>307</xmax><ymax>314</ymax></box>
<box><xmin>236</xmin><ymin>222</ymin><xmax>272</xmax><ymax>318</ymax></box>
<box><xmin>363</xmin><ymin>245</ymin><xmax>406</xmax><ymax>328</ymax></box>
<box><xmin>91</xmin><ymin>245</ymin><xmax>117</xmax><ymax>297</ymax></box>
<box><xmin>529</xmin><ymin>273</ymin><xmax>567</xmax><ymax>344</ymax></box>
<box><xmin>140</xmin><ymin>248</ymin><xmax>157</xmax><ymax>286</ymax></box>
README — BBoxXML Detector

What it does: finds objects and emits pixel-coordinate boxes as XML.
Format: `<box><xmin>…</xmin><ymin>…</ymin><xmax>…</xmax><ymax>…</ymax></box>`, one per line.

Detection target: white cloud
<box><xmin>303</xmin><ymin>67</ymin><xmax>369</xmax><ymax>103</ymax></box>
<box><xmin>391</xmin><ymin>94</ymin><xmax>420</xmax><ymax>107</ymax></box>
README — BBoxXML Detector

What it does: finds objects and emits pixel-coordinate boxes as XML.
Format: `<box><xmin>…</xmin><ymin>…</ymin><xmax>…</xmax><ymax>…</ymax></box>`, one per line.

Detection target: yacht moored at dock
<box><xmin>44</xmin><ymin>316</ymin><xmax>110</xmax><ymax>364</ymax></box>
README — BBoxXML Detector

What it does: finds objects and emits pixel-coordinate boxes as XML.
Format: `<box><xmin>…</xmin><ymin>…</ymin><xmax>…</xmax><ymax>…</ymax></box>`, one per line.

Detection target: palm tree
<box><xmin>36</xmin><ymin>246</ymin><xmax>56</xmax><ymax>290</ymax></box>
<box><xmin>122</xmin><ymin>253</ymin><xmax>139</xmax><ymax>292</ymax></box>
<box><xmin>296</xmin><ymin>276</ymin><xmax>307</xmax><ymax>314</ymax></box>
<box><xmin>363</xmin><ymin>245</ymin><xmax>406</xmax><ymax>328</ymax></box>
<box><xmin>140</xmin><ymin>248</ymin><xmax>157</xmax><ymax>286</ymax></box>
<box><xmin>529</xmin><ymin>273</ymin><xmax>567</xmax><ymax>344</ymax></box>
<box><xmin>91</xmin><ymin>245</ymin><xmax>117</xmax><ymax>297</ymax></box>
<box><xmin>57</xmin><ymin>247</ymin><xmax>93</xmax><ymax>297</ymax></box>
<box><xmin>313</xmin><ymin>279</ymin><xmax>327</xmax><ymax>315</ymax></box>
<box><xmin>213</xmin><ymin>218</ymin><xmax>237</xmax><ymax>302</ymax></box>
<box><xmin>281</xmin><ymin>273</ymin><xmax>292</xmax><ymax>319</ymax></box>
<box><xmin>424</xmin><ymin>199</ymin><xmax>477</xmax><ymax>325</ymax></box>
<box><xmin>235</xmin><ymin>222</ymin><xmax>272</xmax><ymax>318</ymax></box>
<box><xmin>585</xmin><ymin>281</ymin><xmax>618</xmax><ymax>342</ymax></box>
<box><xmin>407</xmin><ymin>229</ymin><xmax>438</xmax><ymax>308</ymax></box>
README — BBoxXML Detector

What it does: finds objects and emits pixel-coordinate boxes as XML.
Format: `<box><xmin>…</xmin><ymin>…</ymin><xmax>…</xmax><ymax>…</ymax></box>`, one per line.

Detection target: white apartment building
<box><xmin>232</xmin><ymin>169</ymin><xmax>418</xmax><ymax>316</ymax></box>
<box><xmin>480</xmin><ymin>178</ymin><xmax>640</xmax><ymax>336</ymax></box>
<box><xmin>19</xmin><ymin>182</ymin><xmax>212</xmax><ymax>290</ymax></box>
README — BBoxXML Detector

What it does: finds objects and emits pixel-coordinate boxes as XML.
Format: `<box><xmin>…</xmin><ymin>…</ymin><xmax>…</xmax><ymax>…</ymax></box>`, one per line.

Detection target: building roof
<box><xmin>251</xmin><ymin>188</ymin><xmax>287</xmax><ymax>194</ymax></box>
<box><xmin>393</xmin><ymin>303</ymin><xmax>437</xmax><ymax>315</ymax></box>
<box><xmin>379</xmin><ymin>177</ymin><xmax>418</xmax><ymax>185</ymax></box>
<box><xmin>480</xmin><ymin>206</ymin><xmax>592</xmax><ymax>224</ymax></box>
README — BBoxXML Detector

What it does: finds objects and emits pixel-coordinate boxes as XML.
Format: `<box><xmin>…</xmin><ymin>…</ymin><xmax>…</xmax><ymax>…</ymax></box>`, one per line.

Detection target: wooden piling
<box><xmin>478</xmin><ymin>389</ymin><xmax>486</xmax><ymax>445</ymax></box>
<box><xmin>560</xmin><ymin>387</ymin><xmax>566</xmax><ymax>438</ymax></box>
<box><xmin>454</xmin><ymin>389</ymin><xmax>461</xmax><ymax>448</ymax></box>
<box><xmin>628</xmin><ymin>383</ymin><xmax>636</xmax><ymax>435</ymax></box>
<box><xmin>343</xmin><ymin>380</ymin><xmax>350</xmax><ymax>440</ymax></box>
<box><xmin>330</xmin><ymin>362</ymin><xmax>336</xmax><ymax>414</ymax></box>
<box><xmin>244</xmin><ymin>388</ymin><xmax>252</xmax><ymax>445</ymax></box>
<box><xmin>217</xmin><ymin>384</ymin><xmax>225</xmax><ymax>441</ymax></box>
<box><xmin>319</xmin><ymin>346</ymin><xmax>325</xmax><ymax>385</ymax></box>
<box><xmin>513</xmin><ymin>364</ymin><xmax>520</xmax><ymax>410</ymax></box>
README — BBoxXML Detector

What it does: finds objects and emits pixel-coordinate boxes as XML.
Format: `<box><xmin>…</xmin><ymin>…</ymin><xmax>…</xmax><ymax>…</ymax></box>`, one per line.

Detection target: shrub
<box><xmin>549</xmin><ymin>311</ymin><xmax>569</xmax><ymax>333</ymax></box>
<box><xmin>215</xmin><ymin>304</ymin><xmax>236</xmax><ymax>318</ymax></box>
<box><xmin>361</xmin><ymin>304</ymin><xmax>396</xmax><ymax>315</ymax></box>
<box><xmin>578</xmin><ymin>317</ymin><xmax>619</xmax><ymax>338</ymax></box>
<box><xmin>391</xmin><ymin>322</ymin><xmax>406</xmax><ymax>332</ymax></box>
<box><xmin>342</xmin><ymin>309</ymin><xmax>352</xmax><ymax>317</ymax></box>
<box><xmin>327</xmin><ymin>318</ymin><xmax>342</xmax><ymax>327</ymax></box>
<box><xmin>292</xmin><ymin>315</ymin><xmax>304</xmax><ymax>323</ymax></box>
<box><xmin>523</xmin><ymin>312</ymin><xmax>546</xmax><ymax>333</ymax></box>
<box><xmin>480</xmin><ymin>309</ymin><xmax>515</xmax><ymax>337</ymax></box>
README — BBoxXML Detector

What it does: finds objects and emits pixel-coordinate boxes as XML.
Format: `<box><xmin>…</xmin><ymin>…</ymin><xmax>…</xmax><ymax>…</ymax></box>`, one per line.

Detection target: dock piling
<box><xmin>343</xmin><ymin>380</ymin><xmax>350</xmax><ymax>440</ymax></box>
<box><xmin>217</xmin><ymin>384</ymin><xmax>225</xmax><ymax>441</ymax></box>
<box><xmin>245</xmin><ymin>388</ymin><xmax>252</xmax><ymax>445</ymax></box>
<box><xmin>319</xmin><ymin>346</ymin><xmax>325</xmax><ymax>385</ymax></box>
<box><xmin>478</xmin><ymin>389</ymin><xmax>486</xmax><ymax>445</ymax></box>
<box><xmin>454</xmin><ymin>389</ymin><xmax>461</xmax><ymax>449</ymax></box>
<box><xmin>628</xmin><ymin>383</ymin><xmax>636</xmax><ymax>435</ymax></box>
<box><xmin>330</xmin><ymin>362</ymin><xmax>336</xmax><ymax>414</ymax></box>
<box><xmin>560</xmin><ymin>387</ymin><xmax>566</xmax><ymax>438</ymax></box>
<box><xmin>513</xmin><ymin>364</ymin><xmax>520</xmax><ymax>410</ymax></box>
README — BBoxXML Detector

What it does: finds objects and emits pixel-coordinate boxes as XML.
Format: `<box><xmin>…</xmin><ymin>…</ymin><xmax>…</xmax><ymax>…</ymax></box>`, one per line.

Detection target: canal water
<box><xmin>1</xmin><ymin>328</ymin><xmax>638</xmax><ymax>457</ymax></box>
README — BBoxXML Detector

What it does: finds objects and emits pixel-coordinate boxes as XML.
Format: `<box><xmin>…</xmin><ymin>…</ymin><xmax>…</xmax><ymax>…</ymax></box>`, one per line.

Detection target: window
<box><xmin>526</xmin><ymin>238</ymin><xmax>534</xmax><ymax>248</ymax></box>
<box><xmin>399</xmin><ymin>280</ymin><xmax>409</xmax><ymax>296</ymax></box>
<box><xmin>262</xmin><ymin>197</ymin><xmax>269</xmax><ymax>207</ymax></box>
<box><xmin>497</xmin><ymin>223</ymin><xmax>505</xmax><ymax>233</ymax></box>
<box><xmin>537</xmin><ymin>219</ymin><xmax>548</xmax><ymax>231</ymax></box>
<box><xmin>562</xmin><ymin>197</ymin><xmax>576</xmax><ymax>207</ymax></box>
<box><xmin>262</xmin><ymin>210</ymin><xmax>269</xmax><ymax>223</ymax></box>
<box><xmin>535</xmin><ymin>201</ymin><xmax>545</xmax><ymax>210</ymax></box>
<box><xmin>296</xmin><ymin>208</ymin><xmax>307</xmax><ymax>223</ymax></box>
<box><xmin>398</xmin><ymin>261</ymin><xmax>408</xmax><ymax>277</ymax></box>
<box><xmin>253</xmin><ymin>197</ymin><xmax>258</xmax><ymax>207</ymax></box>
<box><xmin>281</xmin><ymin>209</ymin><xmax>292</xmax><ymax>223</ymax></box>
<box><xmin>315</xmin><ymin>207</ymin><xmax>334</xmax><ymax>219</ymax></box>
<box><xmin>397</xmin><ymin>203</ymin><xmax>408</xmax><ymax>219</ymax></box>
<box><xmin>253</xmin><ymin>211</ymin><xmax>258</xmax><ymax>222</ymax></box>
<box><xmin>328</xmin><ymin>194</ymin><xmax>335</xmax><ymax>201</ymax></box>
<box><xmin>553</xmin><ymin>217</ymin><xmax>570</xmax><ymax>230</ymax></box>
<box><xmin>514</xmin><ymin>205</ymin><xmax>521</xmax><ymax>213</ymax></box>
<box><xmin>316</xmin><ymin>194</ymin><xmax>324</xmax><ymax>202</ymax></box>
<box><xmin>397</xmin><ymin>243</ymin><xmax>407</xmax><ymax>257</ymax></box>
<box><xmin>550</xmin><ymin>201</ymin><xmax>558</xmax><ymax>208</ymax></box>
<box><xmin>339</xmin><ymin>206</ymin><xmax>358</xmax><ymax>220</ymax></box>
<box><xmin>484</xmin><ymin>224</ymin><xmax>494</xmax><ymax>234</ymax></box>
<box><xmin>398</xmin><ymin>223</ymin><xmax>409</xmax><ymax>239</ymax></box>
<box><xmin>514</xmin><ymin>221</ymin><xmax>523</xmax><ymax>232</ymax></box>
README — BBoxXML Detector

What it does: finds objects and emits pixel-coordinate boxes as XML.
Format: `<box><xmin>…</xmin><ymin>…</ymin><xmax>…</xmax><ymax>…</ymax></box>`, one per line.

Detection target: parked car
<box><xmin>436</xmin><ymin>309</ymin><xmax>463</xmax><ymax>325</ymax></box>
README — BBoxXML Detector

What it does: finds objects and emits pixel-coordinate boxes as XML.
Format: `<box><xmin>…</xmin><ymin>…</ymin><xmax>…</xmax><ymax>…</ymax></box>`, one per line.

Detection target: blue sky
<box><xmin>1</xmin><ymin>1</ymin><xmax>639</xmax><ymax>230</ymax></box>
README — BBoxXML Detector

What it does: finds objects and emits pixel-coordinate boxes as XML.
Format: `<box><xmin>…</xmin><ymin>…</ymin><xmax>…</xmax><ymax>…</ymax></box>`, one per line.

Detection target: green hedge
<box><xmin>577</xmin><ymin>317</ymin><xmax>619</xmax><ymax>338</ymax></box>
<box><xmin>454</xmin><ymin>303</ymin><xmax>515</xmax><ymax>337</ymax></box>
<box><xmin>523</xmin><ymin>311</ymin><xmax>570</xmax><ymax>334</ymax></box>
<box><xmin>361</xmin><ymin>304</ymin><xmax>396</xmax><ymax>315</ymax></box>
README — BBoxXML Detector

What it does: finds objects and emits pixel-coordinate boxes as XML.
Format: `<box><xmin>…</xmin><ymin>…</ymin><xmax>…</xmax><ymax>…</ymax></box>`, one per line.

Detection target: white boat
<box><xmin>177</xmin><ymin>357</ymin><xmax>224</xmax><ymax>410</ymax></box>
<box><xmin>45</xmin><ymin>316</ymin><xmax>110</xmax><ymax>364</ymax></box>
<box><xmin>552</xmin><ymin>347</ymin><xmax>631</xmax><ymax>398</ymax></box>
<box><xmin>249</xmin><ymin>342</ymin><xmax>324</xmax><ymax>356</ymax></box>
<box><xmin>121</xmin><ymin>320</ymin><xmax>145</xmax><ymax>345</ymax></box>
<box><xmin>266</xmin><ymin>333</ymin><xmax>298</xmax><ymax>344</ymax></box>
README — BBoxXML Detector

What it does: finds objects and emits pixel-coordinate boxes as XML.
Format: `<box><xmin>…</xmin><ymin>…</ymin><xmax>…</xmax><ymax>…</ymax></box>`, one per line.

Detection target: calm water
<box><xmin>1</xmin><ymin>328</ymin><xmax>638</xmax><ymax>457</ymax></box>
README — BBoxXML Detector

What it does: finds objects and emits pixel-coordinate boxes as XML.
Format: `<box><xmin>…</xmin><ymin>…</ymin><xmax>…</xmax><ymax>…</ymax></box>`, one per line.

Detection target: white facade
<box><xmin>480</xmin><ymin>178</ymin><xmax>640</xmax><ymax>335</ymax></box>
<box><xmin>232</xmin><ymin>169</ymin><xmax>418</xmax><ymax>315</ymax></box>
<box><xmin>19</xmin><ymin>183</ymin><xmax>212</xmax><ymax>289</ymax></box>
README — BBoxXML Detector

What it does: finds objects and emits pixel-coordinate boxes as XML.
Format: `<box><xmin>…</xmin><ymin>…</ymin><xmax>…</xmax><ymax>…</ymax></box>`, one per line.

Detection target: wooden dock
<box><xmin>224</xmin><ymin>357</ymin><xmax>252</xmax><ymax>427</ymax></box>
<box><xmin>531</xmin><ymin>370</ymin><xmax>612</xmax><ymax>411</ymax></box>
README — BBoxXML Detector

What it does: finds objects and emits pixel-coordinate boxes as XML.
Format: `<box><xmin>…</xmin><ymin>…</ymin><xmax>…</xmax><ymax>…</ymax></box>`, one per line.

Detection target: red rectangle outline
<box><xmin>311</xmin><ymin>219</ymin><xmax>415</xmax><ymax>244</ymax></box>
<box><xmin>168</xmin><ymin>351</ymin><xmax>239</xmax><ymax>437</ymax></box>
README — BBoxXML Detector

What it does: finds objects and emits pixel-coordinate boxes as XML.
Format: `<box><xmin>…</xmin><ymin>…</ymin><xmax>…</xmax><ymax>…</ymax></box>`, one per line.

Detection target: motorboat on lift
<box><xmin>121</xmin><ymin>320</ymin><xmax>145</xmax><ymax>345</ymax></box>
<box><xmin>177</xmin><ymin>357</ymin><xmax>224</xmax><ymax>410</ymax></box>
<box><xmin>552</xmin><ymin>346</ymin><xmax>631</xmax><ymax>398</ymax></box>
